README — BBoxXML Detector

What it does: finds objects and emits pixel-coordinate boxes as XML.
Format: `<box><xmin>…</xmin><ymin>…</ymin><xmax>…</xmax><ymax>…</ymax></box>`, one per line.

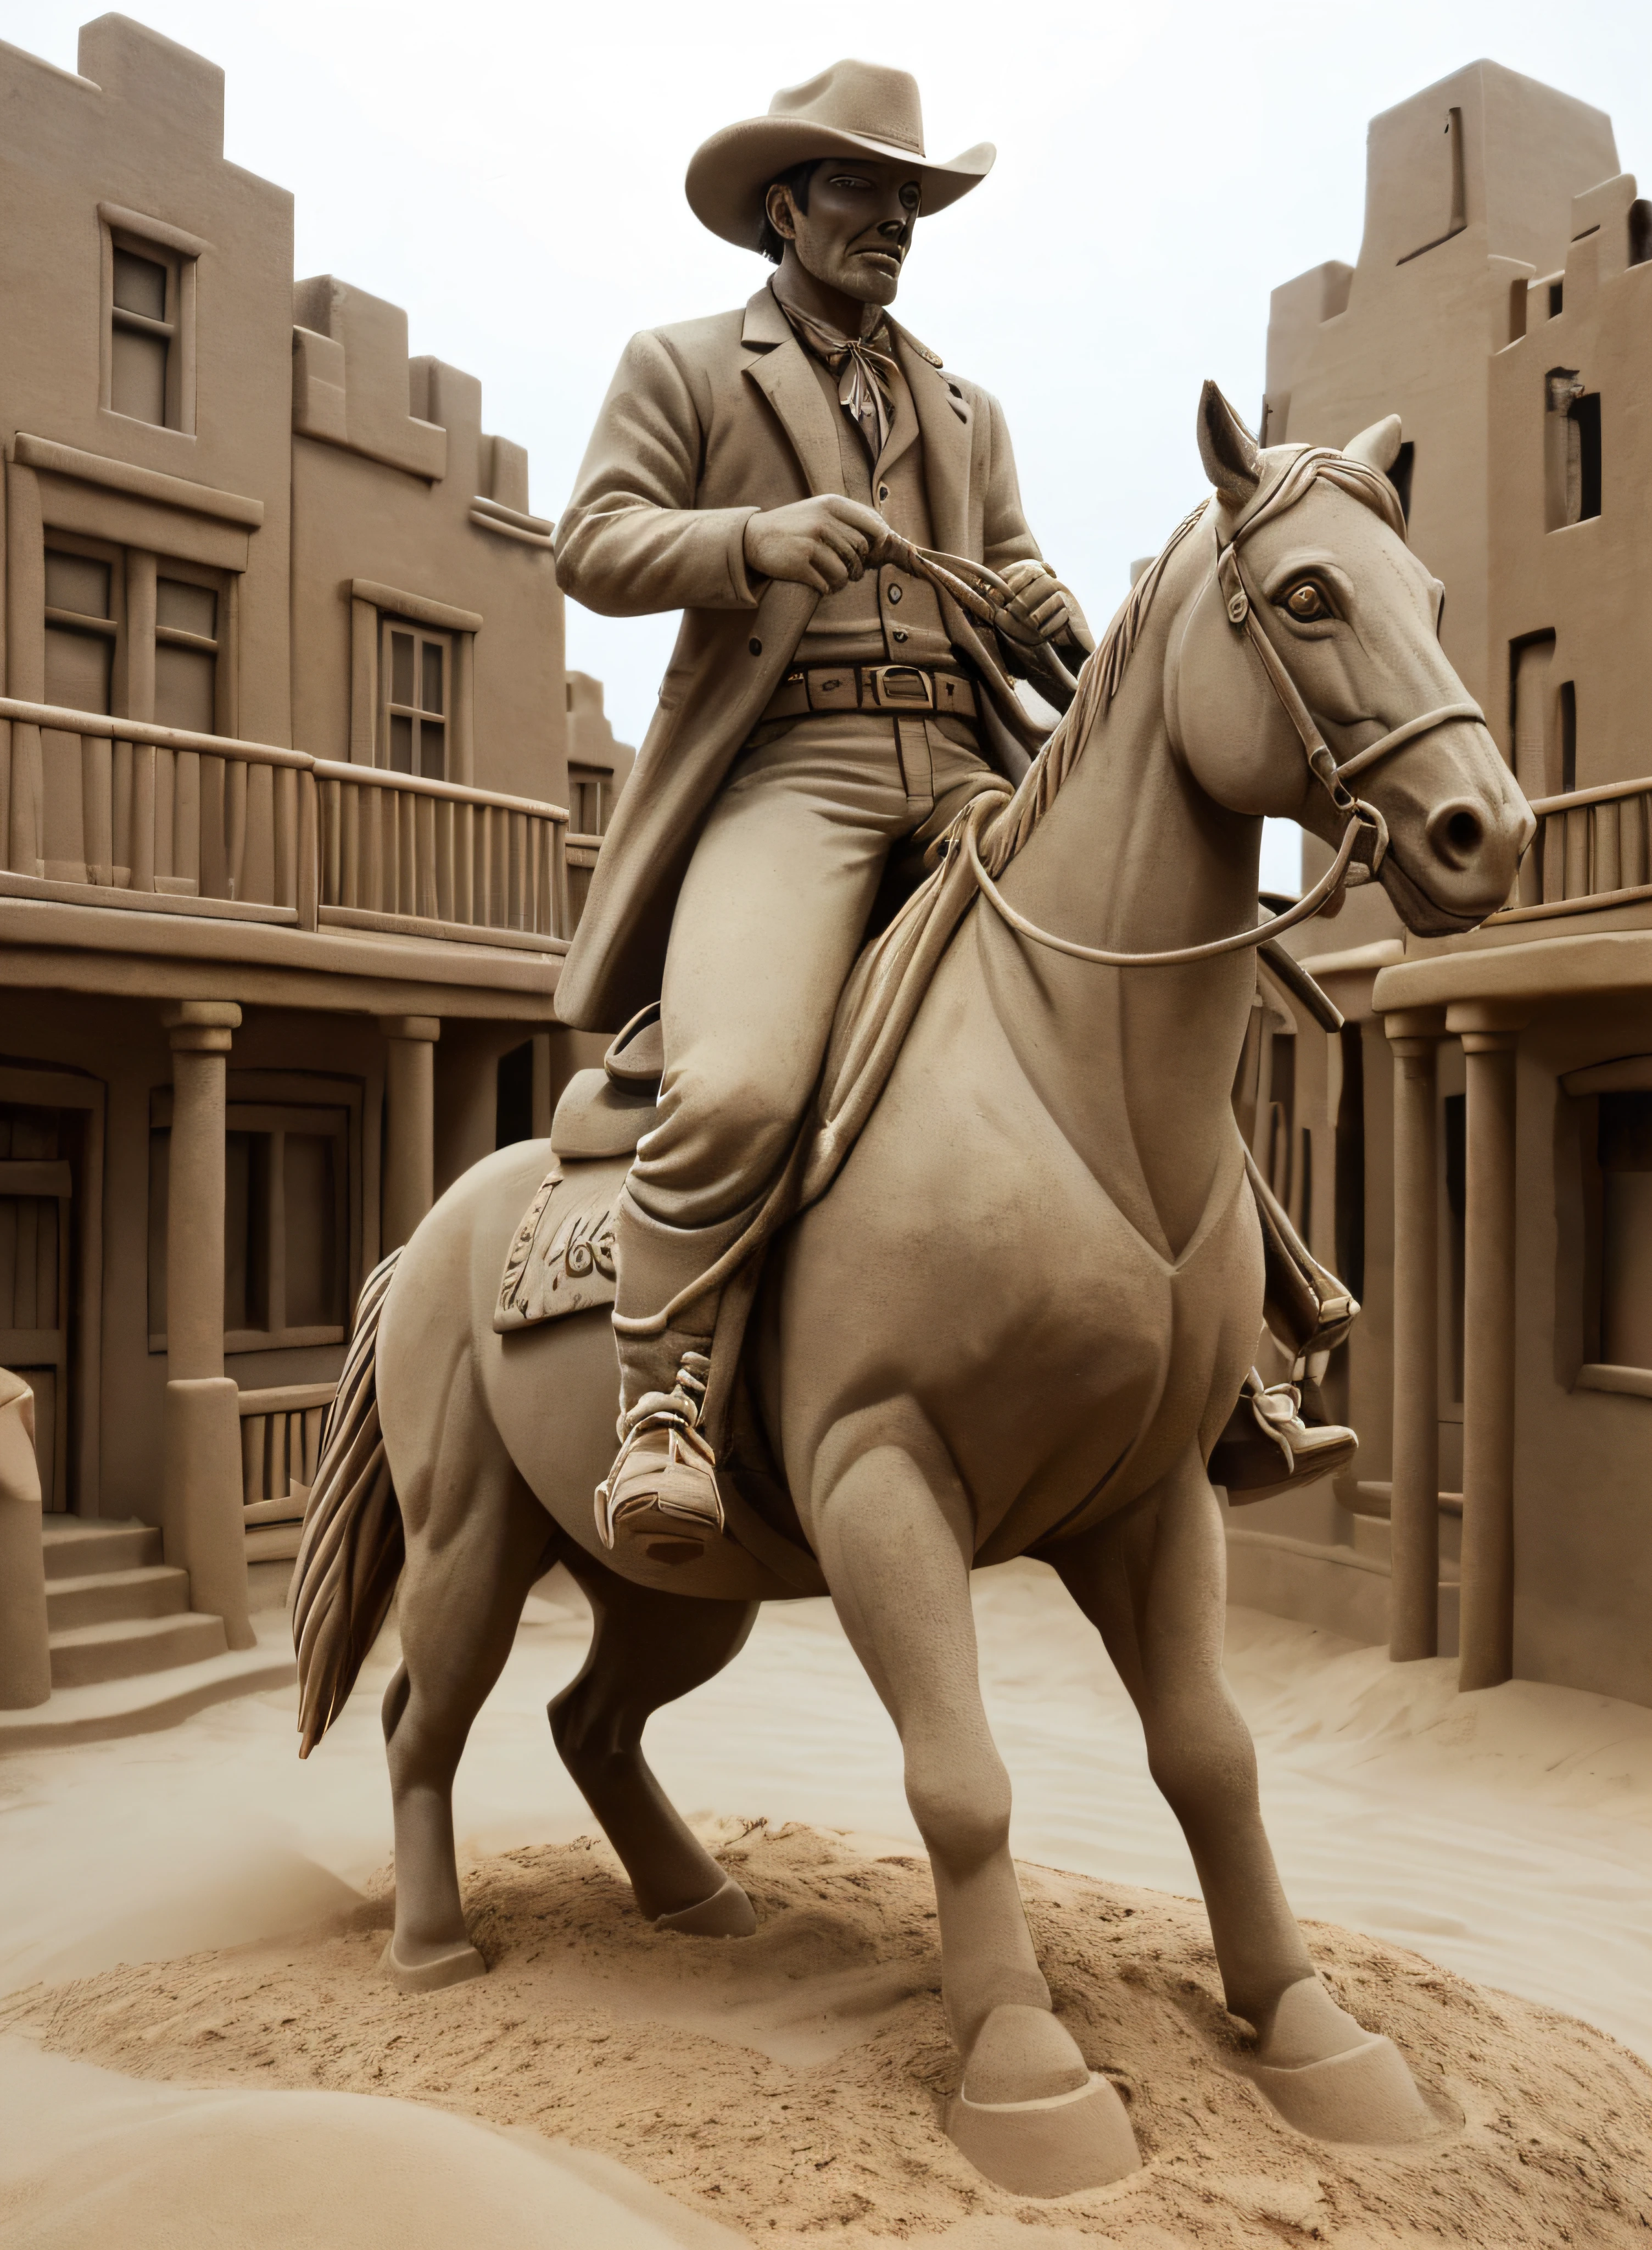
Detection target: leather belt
<box><xmin>761</xmin><ymin>662</ymin><xmax>979</xmax><ymax>723</ymax></box>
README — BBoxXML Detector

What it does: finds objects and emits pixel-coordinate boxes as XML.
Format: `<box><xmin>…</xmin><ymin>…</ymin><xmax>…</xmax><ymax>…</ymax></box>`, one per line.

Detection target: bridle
<box><xmin>888</xmin><ymin>448</ymin><xmax>1485</xmax><ymax>971</ymax></box>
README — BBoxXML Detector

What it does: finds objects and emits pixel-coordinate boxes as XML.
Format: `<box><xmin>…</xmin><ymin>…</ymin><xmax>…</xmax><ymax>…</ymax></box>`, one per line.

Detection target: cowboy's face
<box><xmin>766</xmin><ymin>159</ymin><xmax>922</xmax><ymax>307</ymax></box>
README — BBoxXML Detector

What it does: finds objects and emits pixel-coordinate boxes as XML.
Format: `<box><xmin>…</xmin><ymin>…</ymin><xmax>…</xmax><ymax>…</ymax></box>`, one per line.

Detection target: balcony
<box><xmin>0</xmin><ymin>696</ymin><xmax>571</xmax><ymax>961</ymax></box>
<box><xmin>1495</xmin><ymin>773</ymin><xmax>1652</xmax><ymax>924</ymax></box>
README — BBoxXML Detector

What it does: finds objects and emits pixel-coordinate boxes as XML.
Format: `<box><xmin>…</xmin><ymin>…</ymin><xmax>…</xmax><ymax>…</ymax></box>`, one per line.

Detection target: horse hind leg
<box><xmin>550</xmin><ymin>1555</ymin><xmax>759</xmax><ymax>1934</ymax></box>
<box><xmin>1053</xmin><ymin>1451</ymin><xmax>1436</xmax><ymax>2145</ymax></box>
<box><xmin>382</xmin><ymin>1366</ymin><xmax>559</xmax><ymax>1992</ymax></box>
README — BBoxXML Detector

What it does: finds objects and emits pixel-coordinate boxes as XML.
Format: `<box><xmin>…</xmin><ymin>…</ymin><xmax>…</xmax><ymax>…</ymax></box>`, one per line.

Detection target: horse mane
<box><xmin>980</xmin><ymin>446</ymin><xmax>1407</xmax><ymax>879</ymax></box>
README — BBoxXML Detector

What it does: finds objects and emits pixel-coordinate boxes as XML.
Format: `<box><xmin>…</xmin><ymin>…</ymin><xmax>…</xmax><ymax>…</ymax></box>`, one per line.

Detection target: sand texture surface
<box><xmin>9</xmin><ymin>1819</ymin><xmax>1648</xmax><ymax>2248</ymax></box>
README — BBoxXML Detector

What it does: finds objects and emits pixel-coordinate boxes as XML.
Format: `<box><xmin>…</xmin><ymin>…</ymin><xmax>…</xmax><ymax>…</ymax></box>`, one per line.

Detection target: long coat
<box><xmin>553</xmin><ymin>285</ymin><xmax>1069</xmax><ymax>1033</ymax></box>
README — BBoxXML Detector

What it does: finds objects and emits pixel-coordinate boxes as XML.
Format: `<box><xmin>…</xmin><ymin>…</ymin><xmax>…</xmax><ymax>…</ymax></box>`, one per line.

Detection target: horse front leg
<box><xmin>808</xmin><ymin>1405</ymin><xmax>1140</xmax><ymax>2196</ymax></box>
<box><xmin>1054</xmin><ymin>1450</ymin><xmax>1435</xmax><ymax>2143</ymax></box>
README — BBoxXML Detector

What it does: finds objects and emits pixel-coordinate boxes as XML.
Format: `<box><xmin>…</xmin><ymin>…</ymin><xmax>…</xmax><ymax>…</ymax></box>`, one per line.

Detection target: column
<box><xmin>380</xmin><ymin>1015</ymin><xmax>440</xmax><ymax>1251</ymax></box>
<box><xmin>1448</xmin><ymin>1002</ymin><xmax>1526</xmax><ymax>1692</ymax></box>
<box><xmin>161</xmin><ymin>1001</ymin><xmax>254</xmax><ymax>1650</ymax></box>
<box><xmin>1385</xmin><ymin>1009</ymin><xmax>1446</xmax><ymax>1661</ymax></box>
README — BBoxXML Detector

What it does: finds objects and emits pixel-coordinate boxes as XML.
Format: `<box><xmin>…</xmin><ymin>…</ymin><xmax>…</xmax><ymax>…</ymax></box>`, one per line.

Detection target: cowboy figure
<box><xmin>555</xmin><ymin>60</ymin><xmax>1357</xmax><ymax>1552</ymax></box>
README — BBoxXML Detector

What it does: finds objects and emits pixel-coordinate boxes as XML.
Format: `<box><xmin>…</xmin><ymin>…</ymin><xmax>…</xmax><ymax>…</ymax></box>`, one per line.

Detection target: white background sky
<box><xmin>10</xmin><ymin>0</ymin><xmax>1649</xmax><ymax>885</ymax></box>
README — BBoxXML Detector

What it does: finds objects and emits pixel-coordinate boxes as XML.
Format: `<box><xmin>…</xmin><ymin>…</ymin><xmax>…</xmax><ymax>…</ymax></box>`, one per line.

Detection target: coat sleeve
<box><xmin>554</xmin><ymin>330</ymin><xmax>761</xmax><ymax>617</ymax></box>
<box><xmin>978</xmin><ymin>389</ymin><xmax>1095</xmax><ymax>656</ymax></box>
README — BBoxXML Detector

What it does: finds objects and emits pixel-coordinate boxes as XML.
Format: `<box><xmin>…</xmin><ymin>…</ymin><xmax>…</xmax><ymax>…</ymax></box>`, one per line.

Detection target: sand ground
<box><xmin>2</xmin><ymin>1561</ymin><xmax>1650</xmax><ymax>2243</ymax></box>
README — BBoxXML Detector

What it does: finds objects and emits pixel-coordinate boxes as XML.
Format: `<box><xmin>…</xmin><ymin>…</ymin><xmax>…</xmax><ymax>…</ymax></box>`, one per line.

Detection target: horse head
<box><xmin>1170</xmin><ymin>384</ymin><xmax>1533</xmax><ymax>935</ymax></box>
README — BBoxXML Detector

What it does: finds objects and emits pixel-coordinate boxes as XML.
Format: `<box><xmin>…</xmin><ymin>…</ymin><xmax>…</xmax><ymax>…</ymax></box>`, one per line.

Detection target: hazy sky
<box><xmin>12</xmin><ymin>0</ymin><xmax>1648</xmax><ymax>882</ymax></box>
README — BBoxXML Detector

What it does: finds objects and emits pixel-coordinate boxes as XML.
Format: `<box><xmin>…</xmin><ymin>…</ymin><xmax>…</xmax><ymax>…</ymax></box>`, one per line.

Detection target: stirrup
<box><xmin>594</xmin><ymin>1351</ymin><xmax>724</xmax><ymax>1551</ymax></box>
<box><xmin>1210</xmin><ymin>1367</ymin><xmax>1358</xmax><ymax>1501</ymax></box>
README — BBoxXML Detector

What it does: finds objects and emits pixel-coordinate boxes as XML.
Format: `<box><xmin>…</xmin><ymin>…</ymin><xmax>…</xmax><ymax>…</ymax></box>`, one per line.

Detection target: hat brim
<box><xmin>685</xmin><ymin>120</ymin><xmax>995</xmax><ymax>251</ymax></box>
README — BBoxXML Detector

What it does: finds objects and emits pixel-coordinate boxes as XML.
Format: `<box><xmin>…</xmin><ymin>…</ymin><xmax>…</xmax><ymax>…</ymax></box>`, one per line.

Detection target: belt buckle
<box><xmin>864</xmin><ymin>664</ymin><xmax>934</xmax><ymax>711</ymax></box>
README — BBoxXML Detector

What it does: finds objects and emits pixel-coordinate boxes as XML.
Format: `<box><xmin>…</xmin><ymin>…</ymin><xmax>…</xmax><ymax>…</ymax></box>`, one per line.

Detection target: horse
<box><xmin>291</xmin><ymin>387</ymin><xmax>1531</xmax><ymax>2198</ymax></box>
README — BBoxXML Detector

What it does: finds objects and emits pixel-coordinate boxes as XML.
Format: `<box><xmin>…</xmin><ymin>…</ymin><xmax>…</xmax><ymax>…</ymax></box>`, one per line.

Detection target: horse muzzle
<box><xmin>1371</xmin><ymin>721</ymin><xmax>1534</xmax><ymax>936</ymax></box>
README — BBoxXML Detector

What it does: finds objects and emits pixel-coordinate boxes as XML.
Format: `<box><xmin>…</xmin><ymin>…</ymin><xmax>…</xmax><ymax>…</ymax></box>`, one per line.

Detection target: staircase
<box><xmin>42</xmin><ymin>1518</ymin><xmax>228</xmax><ymax>1688</ymax></box>
<box><xmin>0</xmin><ymin>1516</ymin><xmax>296</xmax><ymax>1750</ymax></box>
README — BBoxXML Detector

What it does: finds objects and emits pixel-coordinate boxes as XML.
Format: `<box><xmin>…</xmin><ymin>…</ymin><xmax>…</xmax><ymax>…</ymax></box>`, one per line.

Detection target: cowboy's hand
<box><xmin>743</xmin><ymin>497</ymin><xmax>890</xmax><ymax>594</ymax></box>
<box><xmin>1000</xmin><ymin>558</ymin><xmax>1079</xmax><ymax>644</ymax></box>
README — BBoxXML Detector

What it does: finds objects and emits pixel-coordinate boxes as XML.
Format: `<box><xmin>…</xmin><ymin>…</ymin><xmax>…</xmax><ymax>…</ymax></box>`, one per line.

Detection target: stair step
<box><xmin>40</xmin><ymin>1517</ymin><xmax>162</xmax><ymax>1579</ymax></box>
<box><xmin>45</xmin><ymin>1565</ymin><xmax>190</xmax><ymax>1631</ymax></box>
<box><xmin>1350</xmin><ymin>1511</ymin><xmax>1461</xmax><ymax>1584</ymax></box>
<box><xmin>49</xmin><ymin>1611</ymin><xmax>228</xmax><ymax>1689</ymax></box>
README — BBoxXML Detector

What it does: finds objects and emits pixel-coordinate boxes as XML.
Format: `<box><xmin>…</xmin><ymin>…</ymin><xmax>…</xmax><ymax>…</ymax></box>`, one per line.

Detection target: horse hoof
<box><xmin>947</xmin><ymin>2005</ymin><xmax>1140</xmax><ymax>2197</ymax></box>
<box><xmin>946</xmin><ymin>2076</ymin><xmax>1140</xmax><ymax>2197</ymax></box>
<box><xmin>1248</xmin><ymin>2032</ymin><xmax>1437</xmax><ymax>2145</ymax></box>
<box><xmin>654</xmin><ymin>1872</ymin><xmax>757</xmax><ymax>1938</ymax></box>
<box><xmin>381</xmin><ymin>1935</ymin><xmax>487</xmax><ymax>1994</ymax></box>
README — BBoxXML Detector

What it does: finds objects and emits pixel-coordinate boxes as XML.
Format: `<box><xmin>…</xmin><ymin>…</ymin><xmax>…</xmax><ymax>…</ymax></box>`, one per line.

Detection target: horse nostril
<box><xmin>1426</xmin><ymin>800</ymin><xmax>1486</xmax><ymax>869</ymax></box>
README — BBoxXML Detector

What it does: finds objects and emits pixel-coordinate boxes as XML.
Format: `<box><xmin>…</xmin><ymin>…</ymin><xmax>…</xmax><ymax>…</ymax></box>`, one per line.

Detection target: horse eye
<box><xmin>1284</xmin><ymin>582</ymin><xmax>1331</xmax><ymax>621</ymax></box>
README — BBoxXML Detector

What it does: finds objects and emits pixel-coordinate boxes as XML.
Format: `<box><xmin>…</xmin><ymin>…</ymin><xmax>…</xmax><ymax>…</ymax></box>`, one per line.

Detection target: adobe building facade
<box><xmin>1232</xmin><ymin>59</ymin><xmax>1652</xmax><ymax>1711</ymax></box>
<box><xmin>0</xmin><ymin>15</ymin><xmax>629</xmax><ymax>1731</ymax></box>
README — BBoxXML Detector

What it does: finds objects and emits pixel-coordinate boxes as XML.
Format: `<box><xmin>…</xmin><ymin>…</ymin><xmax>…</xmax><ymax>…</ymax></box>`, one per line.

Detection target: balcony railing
<box><xmin>1498</xmin><ymin>774</ymin><xmax>1652</xmax><ymax>924</ymax></box>
<box><xmin>0</xmin><ymin>698</ymin><xmax>568</xmax><ymax>949</ymax></box>
<box><xmin>238</xmin><ymin>1379</ymin><xmax>337</xmax><ymax>1563</ymax></box>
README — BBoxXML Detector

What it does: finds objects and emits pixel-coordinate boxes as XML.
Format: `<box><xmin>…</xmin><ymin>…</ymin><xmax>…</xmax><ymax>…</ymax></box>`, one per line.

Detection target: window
<box><xmin>105</xmin><ymin>225</ymin><xmax>194</xmax><ymax>431</ymax></box>
<box><xmin>568</xmin><ymin>764</ymin><xmax>610</xmax><ymax>838</ymax></box>
<box><xmin>44</xmin><ymin>546</ymin><xmax>118</xmax><ymax>718</ymax></box>
<box><xmin>381</xmin><ymin>619</ymin><xmax>448</xmax><ymax>779</ymax></box>
<box><xmin>1594</xmin><ymin>1094</ymin><xmax>1652</xmax><ymax>1371</ymax></box>
<box><xmin>148</xmin><ymin>1100</ymin><xmax>351</xmax><ymax>1351</ymax></box>
<box><xmin>1546</xmin><ymin>369</ymin><xmax>1601</xmax><ymax>529</ymax></box>
<box><xmin>154</xmin><ymin>570</ymin><xmax>220</xmax><ymax>732</ymax></box>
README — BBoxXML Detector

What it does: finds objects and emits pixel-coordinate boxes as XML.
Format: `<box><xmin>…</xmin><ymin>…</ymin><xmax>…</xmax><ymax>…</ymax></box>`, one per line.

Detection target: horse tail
<box><xmin>291</xmin><ymin>1250</ymin><xmax>405</xmax><ymax>1757</ymax></box>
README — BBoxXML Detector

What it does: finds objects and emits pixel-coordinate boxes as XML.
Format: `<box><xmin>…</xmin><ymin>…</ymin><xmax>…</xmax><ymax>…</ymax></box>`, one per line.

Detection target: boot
<box><xmin>595</xmin><ymin>1189</ymin><xmax>746</xmax><ymax>1554</ymax></box>
<box><xmin>1214</xmin><ymin>1154</ymin><xmax>1360</xmax><ymax>1501</ymax></box>
<box><xmin>595</xmin><ymin>1334</ymin><xmax>724</xmax><ymax>1551</ymax></box>
<box><xmin>1209</xmin><ymin>1365</ymin><xmax>1358</xmax><ymax>1502</ymax></box>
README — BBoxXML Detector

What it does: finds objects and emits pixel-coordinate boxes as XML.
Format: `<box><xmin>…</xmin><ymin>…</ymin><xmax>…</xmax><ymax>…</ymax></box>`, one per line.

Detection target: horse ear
<box><xmin>1343</xmin><ymin>413</ymin><xmax>1404</xmax><ymax>474</ymax></box>
<box><xmin>1197</xmin><ymin>382</ymin><xmax>1263</xmax><ymax>508</ymax></box>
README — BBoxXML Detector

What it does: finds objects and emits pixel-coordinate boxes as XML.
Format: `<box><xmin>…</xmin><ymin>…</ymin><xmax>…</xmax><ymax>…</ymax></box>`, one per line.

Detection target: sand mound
<box><xmin>9</xmin><ymin>1821</ymin><xmax>1649</xmax><ymax>2246</ymax></box>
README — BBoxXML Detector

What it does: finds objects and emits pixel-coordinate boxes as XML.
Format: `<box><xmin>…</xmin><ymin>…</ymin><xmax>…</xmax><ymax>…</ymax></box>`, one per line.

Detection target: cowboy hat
<box><xmin>686</xmin><ymin>59</ymin><xmax>995</xmax><ymax>252</ymax></box>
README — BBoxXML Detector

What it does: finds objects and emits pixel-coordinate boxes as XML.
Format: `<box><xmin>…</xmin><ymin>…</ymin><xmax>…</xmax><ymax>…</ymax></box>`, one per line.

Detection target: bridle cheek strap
<box><xmin>1214</xmin><ymin>536</ymin><xmax>1484</xmax><ymax>872</ymax></box>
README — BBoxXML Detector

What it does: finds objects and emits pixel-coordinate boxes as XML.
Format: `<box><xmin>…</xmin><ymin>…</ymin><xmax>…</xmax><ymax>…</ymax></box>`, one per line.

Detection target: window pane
<box><xmin>113</xmin><ymin>249</ymin><xmax>168</xmax><ymax>320</ymax></box>
<box><xmin>390</xmin><ymin>631</ymin><xmax>415</xmax><ymax>707</ymax></box>
<box><xmin>154</xmin><ymin>643</ymin><xmax>215</xmax><ymax>734</ymax></box>
<box><xmin>111</xmin><ymin>326</ymin><xmax>168</xmax><ymax>425</ymax></box>
<box><xmin>417</xmin><ymin>720</ymin><xmax>444</xmax><ymax>781</ymax></box>
<box><xmin>45</xmin><ymin>552</ymin><xmax>111</xmax><ymax>620</ymax></box>
<box><xmin>389</xmin><ymin>713</ymin><xmax>414</xmax><ymax>773</ymax></box>
<box><xmin>44</xmin><ymin>625</ymin><xmax>112</xmax><ymax>716</ymax></box>
<box><xmin>421</xmin><ymin>638</ymin><xmax>444</xmax><ymax>715</ymax></box>
<box><xmin>1599</xmin><ymin>1092</ymin><xmax>1652</xmax><ymax>1173</ymax></box>
<box><xmin>1603</xmin><ymin>1173</ymin><xmax>1652</xmax><ymax>1368</ymax></box>
<box><xmin>157</xmin><ymin>578</ymin><xmax>217</xmax><ymax>640</ymax></box>
<box><xmin>283</xmin><ymin>1134</ymin><xmax>340</xmax><ymax>1327</ymax></box>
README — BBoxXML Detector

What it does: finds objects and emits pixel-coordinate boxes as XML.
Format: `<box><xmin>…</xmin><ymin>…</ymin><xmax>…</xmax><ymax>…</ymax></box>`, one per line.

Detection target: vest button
<box><xmin>749</xmin><ymin>638</ymin><xmax>762</xmax><ymax>655</ymax></box>
<box><xmin>886</xmin><ymin>583</ymin><xmax>902</xmax><ymax>604</ymax></box>
<box><xmin>878</xmin><ymin>484</ymin><xmax>890</xmax><ymax>501</ymax></box>
<box><xmin>891</xmin><ymin>627</ymin><xmax>908</xmax><ymax>643</ymax></box>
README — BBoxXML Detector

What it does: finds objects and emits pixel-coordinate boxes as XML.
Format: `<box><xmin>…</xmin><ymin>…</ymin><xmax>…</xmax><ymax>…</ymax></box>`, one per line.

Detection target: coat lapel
<box><xmin>740</xmin><ymin>288</ymin><xmax>844</xmax><ymax>500</ymax></box>
<box><xmin>893</xmin><ymin>323</ymin><xmax>973</xmax><ymax>557</ymax></box>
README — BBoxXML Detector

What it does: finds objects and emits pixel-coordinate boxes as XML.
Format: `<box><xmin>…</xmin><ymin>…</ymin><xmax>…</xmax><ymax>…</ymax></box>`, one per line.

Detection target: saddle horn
<box><xmin>1197</xmin><ymin>381</ymin><xmax>1263</xmax><ymax>509</ymax></box>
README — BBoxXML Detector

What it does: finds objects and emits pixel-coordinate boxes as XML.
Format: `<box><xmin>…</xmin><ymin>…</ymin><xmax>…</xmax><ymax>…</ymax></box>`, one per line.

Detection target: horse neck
<box><xmin>987</xmin><ymin>567</ymin><xmax>1264</xmax><ymax>1257</ymax></box>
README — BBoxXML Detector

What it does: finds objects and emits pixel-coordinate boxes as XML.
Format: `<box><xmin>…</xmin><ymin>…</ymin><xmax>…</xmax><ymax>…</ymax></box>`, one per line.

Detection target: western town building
<box><xmin>1232</xmin><ymin>59</ymin><xmax>1652</xmax><ymax>1710</ymax></box>
<box><xmin>0</xmin><ymin>15</ymin><xmax>630</xmax><ymax>1731</ymax></box>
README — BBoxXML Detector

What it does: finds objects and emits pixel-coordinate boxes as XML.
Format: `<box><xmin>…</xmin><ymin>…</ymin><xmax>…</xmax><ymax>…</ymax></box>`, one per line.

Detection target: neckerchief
<box><xmin>777</xmin><ymin>295</ymin><xmax>900</xmax><ymax>466</ymax></box>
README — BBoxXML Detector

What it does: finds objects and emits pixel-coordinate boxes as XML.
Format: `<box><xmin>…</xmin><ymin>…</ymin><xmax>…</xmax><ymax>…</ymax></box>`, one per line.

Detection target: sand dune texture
<box><xmin>7</xmin><ymin>1820</ymin><xmax>1648</xmax><ymax>2247</ymax></box>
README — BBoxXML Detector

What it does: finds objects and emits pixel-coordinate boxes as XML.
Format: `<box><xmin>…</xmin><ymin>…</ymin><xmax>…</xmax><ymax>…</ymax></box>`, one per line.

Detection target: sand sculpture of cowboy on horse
<box><xmin>554</xmin><ymin>59</ymin><xmax>1359</xmax><ymax>1552</ymax></box>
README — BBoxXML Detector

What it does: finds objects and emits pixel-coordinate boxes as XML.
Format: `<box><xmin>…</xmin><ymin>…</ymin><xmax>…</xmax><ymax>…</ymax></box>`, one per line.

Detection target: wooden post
<box><xmin>1386</xmin><ymin>1008</ymin><xmax>1446</xmax><ymax>1661</ymax></box>
<box><xmin>1449</xmin><ymin>1003</ymin><xmax>1526</xmax><ymax>1691</ymax></box>
<box><xmin>161</xmin><ymin>1001</ymin><xmax>254</xmax><ymax>1651</ymax></box>
<box><xmin>380</xmin><ymin>1015</ymin><xmax>440</xmax><ymax>1251</ymax></box>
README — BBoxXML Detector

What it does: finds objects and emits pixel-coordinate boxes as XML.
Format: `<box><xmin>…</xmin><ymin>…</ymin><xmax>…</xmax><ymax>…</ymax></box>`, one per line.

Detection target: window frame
<box><xmin>101</xmin><ymin>218</ymin><xmax>198</xmax><ymax>435</ymax></box>
<box><xmin>379</xmin><ymin>615</ymin><xmax>451</xmax><ymax>780</ymax></box>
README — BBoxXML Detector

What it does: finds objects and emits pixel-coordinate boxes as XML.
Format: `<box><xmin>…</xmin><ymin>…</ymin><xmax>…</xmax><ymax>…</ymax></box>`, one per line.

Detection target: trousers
<box><xmin>611</xmin><ymin>712</ymin><xmax>998</xmax><ymax>1355</ymax></box>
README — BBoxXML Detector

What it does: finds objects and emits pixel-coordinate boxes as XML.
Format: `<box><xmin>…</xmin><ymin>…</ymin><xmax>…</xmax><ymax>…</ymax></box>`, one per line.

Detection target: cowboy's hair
<box><xmin>757</xmin><ymin>159</ymin><xmax>821</xmax><ymax>263</ymax></box>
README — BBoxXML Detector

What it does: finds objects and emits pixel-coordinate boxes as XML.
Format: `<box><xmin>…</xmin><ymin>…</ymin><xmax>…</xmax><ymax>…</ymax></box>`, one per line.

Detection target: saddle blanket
<box><xmin>494</xmin><ymin>1163</ymin><xmax>618</xmax><ymax>1330</ymax></box>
